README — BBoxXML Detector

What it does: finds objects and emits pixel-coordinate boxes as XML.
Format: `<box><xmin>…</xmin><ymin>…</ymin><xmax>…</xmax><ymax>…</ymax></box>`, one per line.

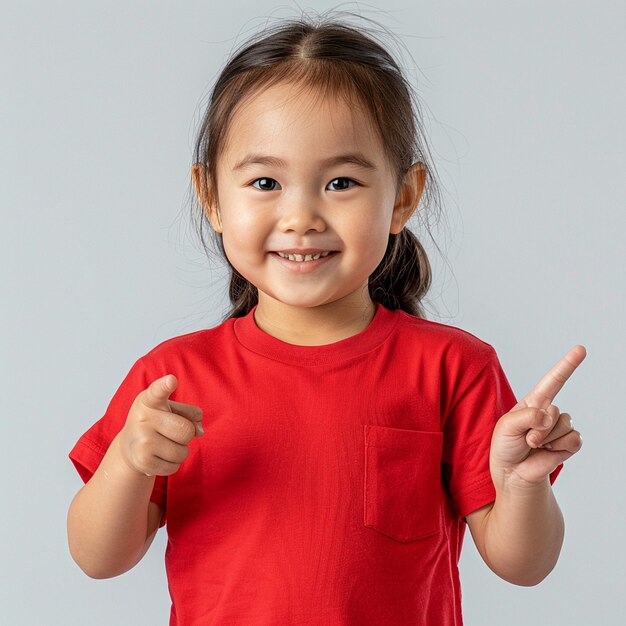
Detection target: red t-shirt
<box><xmin>69</xmin><ymin>302</ymin><xmax>562</xmax><ymax>625</ymax></box>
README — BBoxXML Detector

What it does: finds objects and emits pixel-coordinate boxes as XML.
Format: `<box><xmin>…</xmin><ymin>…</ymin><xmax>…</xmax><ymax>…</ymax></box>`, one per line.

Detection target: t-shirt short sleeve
<box><xmin>441</xmin><ymin>344</ymin><xmax>563</xmax><ymax>520</ymax></box>
<box><xmin>68</xmin><ymin>356</ymin><xmax>168</xmax><ymax>527</ymax></box>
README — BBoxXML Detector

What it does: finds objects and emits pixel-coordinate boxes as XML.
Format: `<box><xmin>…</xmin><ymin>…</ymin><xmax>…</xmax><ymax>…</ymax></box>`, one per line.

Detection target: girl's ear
<box><xmin>389</xmin><ymin>162</ymin><xmax>426</xmax><ymax>234</ymax></box>
<box><xmin>191</xmin><ymin>163</ymin><xmax>222</xmax><ymax>233</ymax></box>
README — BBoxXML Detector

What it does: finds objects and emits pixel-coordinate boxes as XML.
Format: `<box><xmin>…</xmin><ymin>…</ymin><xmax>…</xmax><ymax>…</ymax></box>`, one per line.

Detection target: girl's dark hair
<box><xmin>191</xmin><ymin>10</ymin><xmax>444</xmax><ymax>322</ymax></box>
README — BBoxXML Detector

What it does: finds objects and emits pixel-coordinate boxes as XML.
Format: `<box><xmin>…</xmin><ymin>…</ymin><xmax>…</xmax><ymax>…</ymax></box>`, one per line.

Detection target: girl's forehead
<box><xmin>233</xmin><ymin>81</ymin><xmax>367</xmax><ymax>127</ymax></box>
<box><xmin>223</xmin><ymin>83</ymin><xmax>384</xmax><ymax>164</ymax></box>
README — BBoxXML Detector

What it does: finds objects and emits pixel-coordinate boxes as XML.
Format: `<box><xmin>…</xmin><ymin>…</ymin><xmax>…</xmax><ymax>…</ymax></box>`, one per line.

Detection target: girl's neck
<box><xmin>253</xmin><ymin>294</ymin><xmax>377</xmax><ymax>347</ymax></box>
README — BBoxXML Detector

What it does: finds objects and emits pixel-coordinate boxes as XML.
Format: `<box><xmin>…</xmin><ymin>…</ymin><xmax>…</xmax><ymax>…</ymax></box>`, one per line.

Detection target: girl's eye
<box><xmin>250</xmin><ymin>178</ymin><xmax>276</xmax><ymax>191</ymax></box>
<box><xmin>329</xmin><ymin>177</ymin><xmax>357</xmax><ymax>191</ymax></box>
<box><xmin>249</xmin><ymin>177</ymin><xmax>358</xmax><ymax>191</ymax></box>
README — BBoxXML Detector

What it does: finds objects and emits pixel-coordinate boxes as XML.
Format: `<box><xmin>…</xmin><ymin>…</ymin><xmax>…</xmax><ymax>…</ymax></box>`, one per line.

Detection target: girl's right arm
<box><xmin>67</xmin><ymin>374</ymin><xmax>204</xmax><ymax>579</ymax></box>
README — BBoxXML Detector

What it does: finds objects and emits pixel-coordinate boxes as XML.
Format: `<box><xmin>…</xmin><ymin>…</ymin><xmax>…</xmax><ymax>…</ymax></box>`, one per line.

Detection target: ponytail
<box><xmin>368</xmin><ymin>229</ymin><xmax>432</xmax><ymax>318</ymax></box>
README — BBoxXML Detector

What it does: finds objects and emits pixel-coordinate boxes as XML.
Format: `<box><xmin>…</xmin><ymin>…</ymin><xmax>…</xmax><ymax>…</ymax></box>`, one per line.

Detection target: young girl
<box><xmin>67</xmin><ymin>14</ymin><xmax>585</xmax><ymax>626</ymax></box>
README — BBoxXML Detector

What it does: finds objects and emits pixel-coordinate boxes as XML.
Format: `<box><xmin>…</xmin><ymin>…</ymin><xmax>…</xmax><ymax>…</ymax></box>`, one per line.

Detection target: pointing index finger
<box><xmin>518</xmin><ymin>344</ymin><xmax>587</xmax><ymax>409</ymax></box>
<box><xmin>144</xmin><ymin>374</ymin><xmax>177</xmax><ymax>407</ymax></box>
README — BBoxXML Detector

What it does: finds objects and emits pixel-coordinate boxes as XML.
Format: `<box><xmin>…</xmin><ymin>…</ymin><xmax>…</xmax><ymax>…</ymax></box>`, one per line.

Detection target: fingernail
<box><xmin>197</xmin><ymin>423</ymin><xmax>205</xmax><ymax>436</ymax></box>
<box><xmin>542</xmin><ymin>415</ymin><xmax>552</xmax><ymax>428</ymax></box>
<box><xmin>542</xmin><ymin>443</ymin><xmax>553</xmax><ymax>449</ymax></box>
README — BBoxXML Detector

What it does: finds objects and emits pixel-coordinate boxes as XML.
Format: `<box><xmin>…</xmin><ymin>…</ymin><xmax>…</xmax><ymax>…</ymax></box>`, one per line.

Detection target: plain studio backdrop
<box><xmin>1</xmin><ymin>1</ymin><xmax>624</xmax><ymax>624</ymax></box>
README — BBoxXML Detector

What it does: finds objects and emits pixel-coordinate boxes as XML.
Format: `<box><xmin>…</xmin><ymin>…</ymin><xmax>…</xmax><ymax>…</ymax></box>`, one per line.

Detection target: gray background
<box><xmin>2</xmin><ymin>1</ymin><xmax>624</xmax><ymax>624</ymax></box>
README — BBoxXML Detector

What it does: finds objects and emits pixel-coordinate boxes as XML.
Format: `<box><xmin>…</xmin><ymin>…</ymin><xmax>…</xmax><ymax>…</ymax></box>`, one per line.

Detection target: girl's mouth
<box><xmin>269</xmin><ymin>250</ymin><xmax>340</xmax><ymax>273</ymax></box>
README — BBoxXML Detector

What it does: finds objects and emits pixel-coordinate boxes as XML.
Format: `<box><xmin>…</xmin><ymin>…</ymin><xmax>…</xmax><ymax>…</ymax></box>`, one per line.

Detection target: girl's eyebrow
<box><xmin>232</xmin><ymin>152</ymin><xmax>378</xmax><ymax>172</ymax></box>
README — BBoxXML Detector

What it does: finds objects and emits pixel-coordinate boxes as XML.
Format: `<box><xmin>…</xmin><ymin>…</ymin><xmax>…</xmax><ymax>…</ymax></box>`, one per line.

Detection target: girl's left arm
<box><xmin>465</xmin><ymin>345</ymin><xmax>586</xmax><ymax>586</ymax></box>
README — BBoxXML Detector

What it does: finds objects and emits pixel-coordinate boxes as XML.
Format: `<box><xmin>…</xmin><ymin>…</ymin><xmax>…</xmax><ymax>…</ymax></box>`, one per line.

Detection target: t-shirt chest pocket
<box><xmin>363</xmin><ymin>424</ymin><xmax>444</xmax><ymax>542</ymax></box>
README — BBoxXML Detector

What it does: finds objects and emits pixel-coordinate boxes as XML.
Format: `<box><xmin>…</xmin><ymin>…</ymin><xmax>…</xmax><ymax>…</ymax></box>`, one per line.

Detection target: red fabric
<box><xmin>69</xmin><ymin>302</ymin><xmax>562</xmax><ymax>625</ymax></box>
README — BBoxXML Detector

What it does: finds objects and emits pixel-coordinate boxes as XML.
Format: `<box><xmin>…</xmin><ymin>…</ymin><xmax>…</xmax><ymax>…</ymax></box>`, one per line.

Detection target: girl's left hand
<box><xmin>489</xmin><ymin>345</ymin><xmax>586</xmax><ymax>490</ymax></box>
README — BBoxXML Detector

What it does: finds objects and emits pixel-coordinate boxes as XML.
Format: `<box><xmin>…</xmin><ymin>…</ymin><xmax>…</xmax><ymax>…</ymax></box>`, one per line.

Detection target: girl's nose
<box><xmin>276</xmin><ymin>204</ymin><xmax>327</xmax><ymax>234</ymax></box>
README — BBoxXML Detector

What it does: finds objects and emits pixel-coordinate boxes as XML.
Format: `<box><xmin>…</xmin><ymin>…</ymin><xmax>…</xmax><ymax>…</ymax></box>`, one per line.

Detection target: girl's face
<box><xmin>206</xmin><ymin>81</ymin><xmax>418</xmax><ymax>314</ymax></box>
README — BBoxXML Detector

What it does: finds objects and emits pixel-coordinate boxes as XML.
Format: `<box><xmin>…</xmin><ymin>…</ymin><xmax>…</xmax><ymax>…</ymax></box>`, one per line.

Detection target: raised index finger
<box><xmin>517</xmin><ymin>344</ymin><xmax>587</xmax><ymax>409</ymax></box>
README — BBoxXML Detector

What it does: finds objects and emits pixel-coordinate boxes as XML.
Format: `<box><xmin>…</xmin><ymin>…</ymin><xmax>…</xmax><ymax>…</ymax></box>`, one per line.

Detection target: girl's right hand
<box><xmin>117</xmin><ymin>374</ymin><xmax>204</xmax><ymax>477</ymax></box>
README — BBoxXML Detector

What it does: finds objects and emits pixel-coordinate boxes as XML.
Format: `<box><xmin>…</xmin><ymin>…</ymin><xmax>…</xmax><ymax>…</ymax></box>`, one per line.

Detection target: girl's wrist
<box><xmin>108</xmin><ymin>432</ymin><xmax>156</xmax><ymax>482</ymax></box>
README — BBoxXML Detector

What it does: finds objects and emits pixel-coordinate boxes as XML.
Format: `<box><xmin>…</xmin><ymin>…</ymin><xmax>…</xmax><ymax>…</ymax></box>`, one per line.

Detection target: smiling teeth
<box><xmin>277</xmin><ymin>251</ymin><xmax>332</xmax><ymax>262</ymax></box>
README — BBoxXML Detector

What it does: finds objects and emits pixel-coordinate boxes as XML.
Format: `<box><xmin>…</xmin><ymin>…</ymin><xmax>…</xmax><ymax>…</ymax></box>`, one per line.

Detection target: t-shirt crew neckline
<box><xmin>233</xmin><ymin>301</ymin><xmax>399</xmax><ymax>365</ymax></box>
